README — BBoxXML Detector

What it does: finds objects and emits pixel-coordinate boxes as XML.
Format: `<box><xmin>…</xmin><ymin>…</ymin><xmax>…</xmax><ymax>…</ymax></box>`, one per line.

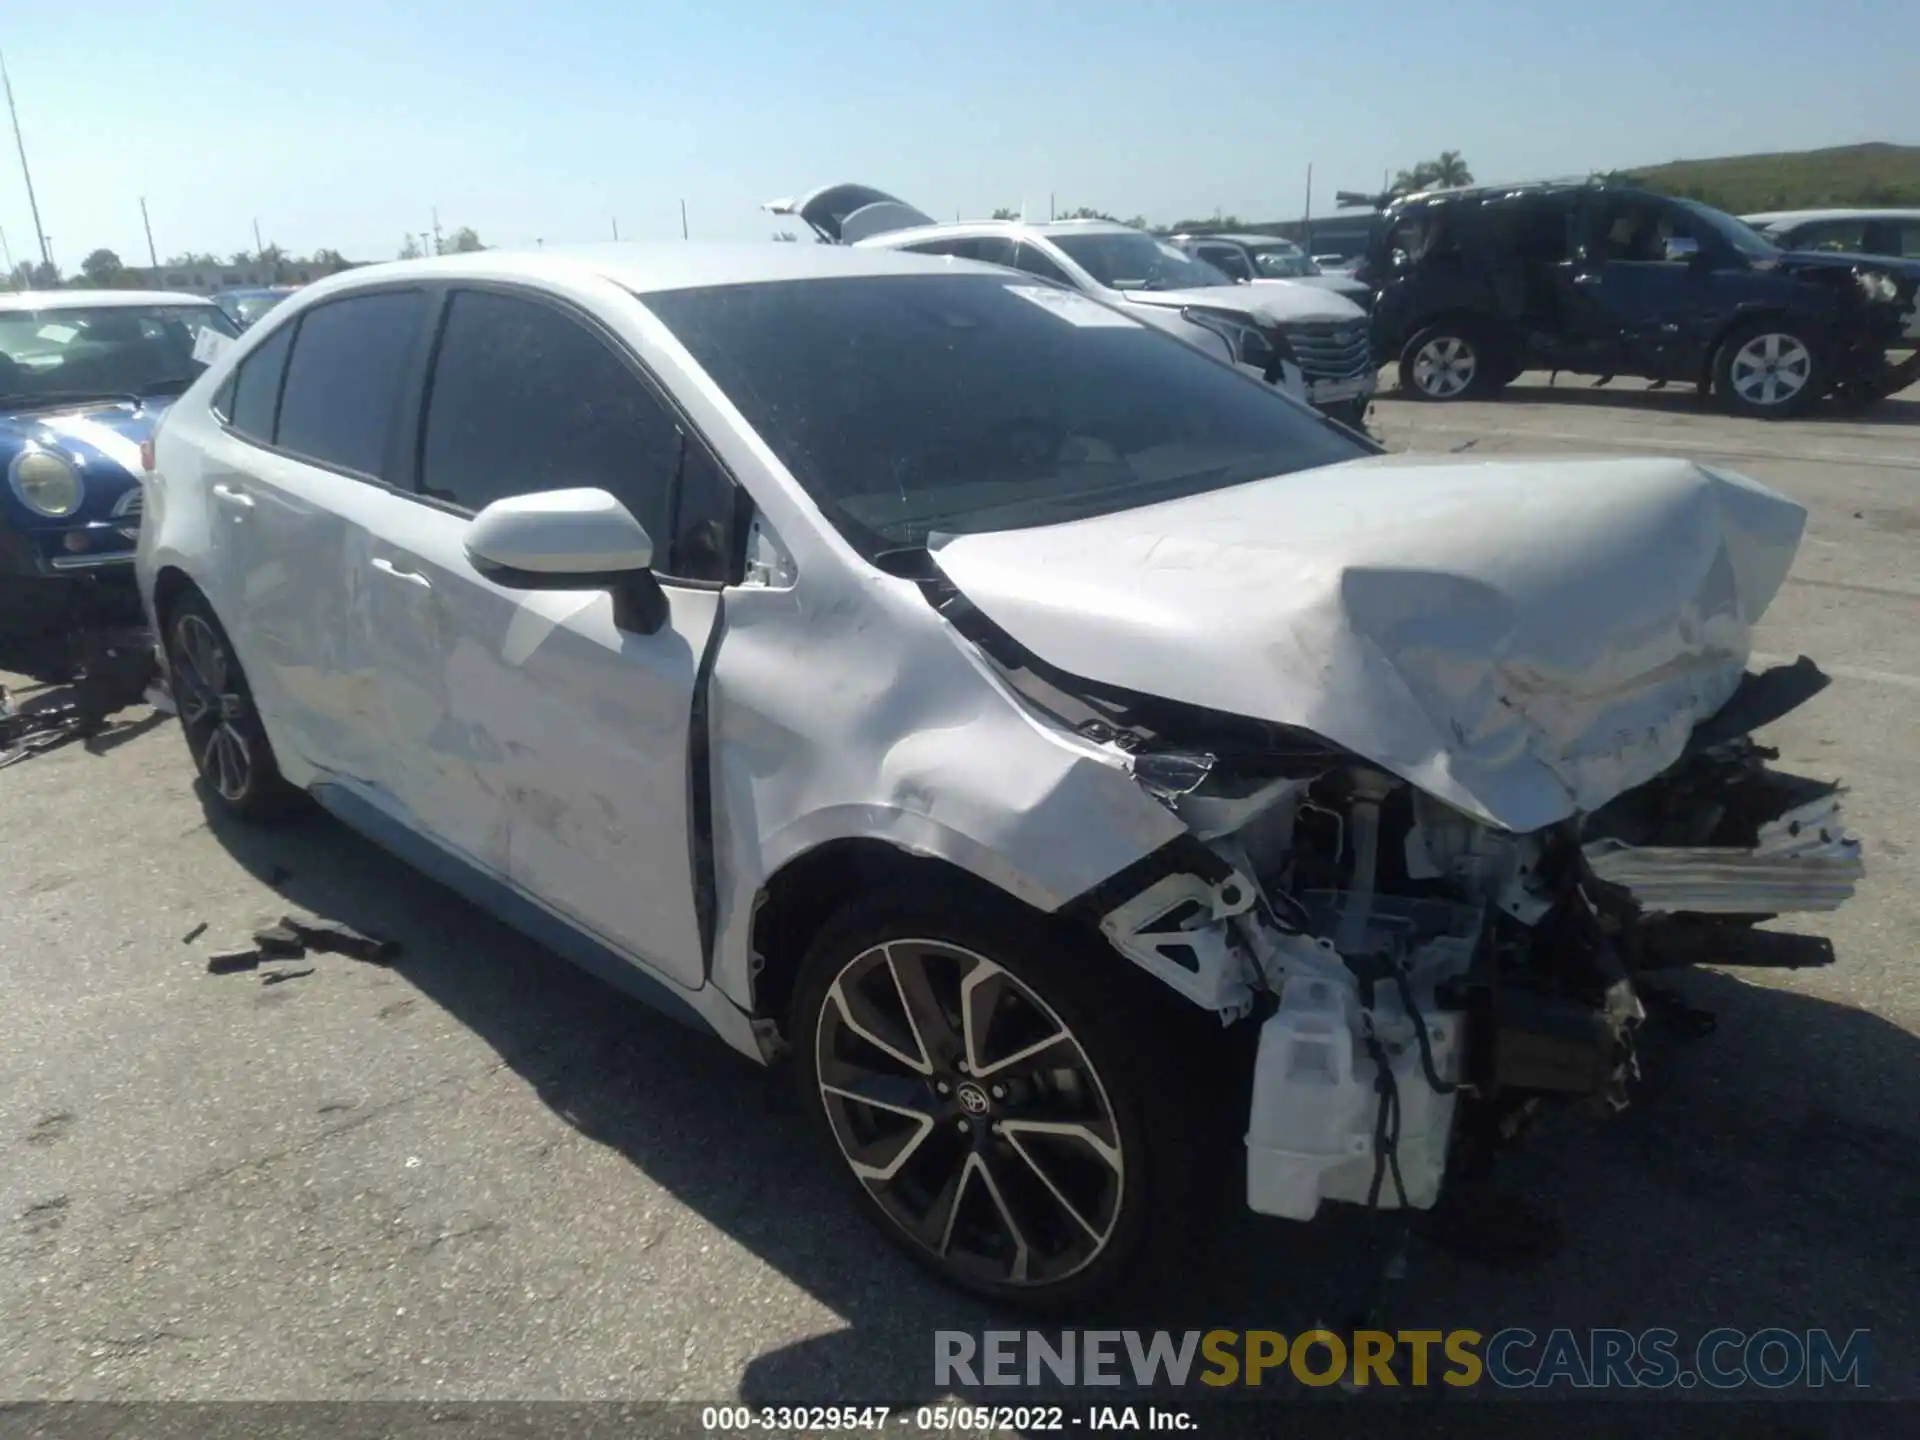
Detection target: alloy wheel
<box><xmin>1729</xmin><ymin>333</ymin><xmax>1812</xmax><ymax>407</ymax></box>
<box><xmin>813</xmin><ymin>939</ymin><xmax>1126</xmax><ymax>1288</ymax></box>
<box><xmin>1412</xmin><ymin>335</ymin><xmax>1478</xmax><ymax>397</ymax></box>
<box><xmin>171</xmin><ymin>613</ymin><xmax>253</xmax><ymax>803</ymax></box>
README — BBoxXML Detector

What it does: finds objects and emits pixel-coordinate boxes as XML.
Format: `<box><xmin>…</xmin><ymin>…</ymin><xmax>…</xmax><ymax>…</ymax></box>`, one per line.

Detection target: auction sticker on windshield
<box><xmin>1005</xmin><ymin>284</ymin><xmax>1138</xmax><ymax>327</ymax></box>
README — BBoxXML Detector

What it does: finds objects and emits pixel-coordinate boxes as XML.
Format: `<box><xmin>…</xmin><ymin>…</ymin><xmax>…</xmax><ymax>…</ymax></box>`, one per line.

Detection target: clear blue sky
<box><xmin>3</xmin><ymin>0</ymin><xmax>1914</xmax><ymax>268</ymax></box>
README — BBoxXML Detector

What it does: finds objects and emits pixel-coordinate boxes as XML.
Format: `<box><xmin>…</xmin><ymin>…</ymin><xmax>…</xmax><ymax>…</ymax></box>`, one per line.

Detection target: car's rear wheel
<box><xmin>791</xmin><ymin>891</ymin><xmax>1205</xmax><ymax>1311</ymax></box>
<box><xmin>1714</xmin><ymin>320</ymin><xmax>1824</xmax><ymax>418</ymax></box>
<box><xmin>163</xmin><ymin>592</ymin><xmax>295</xmax><ymax>821</ymax></box>
<box><xmin>1399</xmin><ymin>322</ymin><xmax>1502</xmax><ymax>400</ymax></box>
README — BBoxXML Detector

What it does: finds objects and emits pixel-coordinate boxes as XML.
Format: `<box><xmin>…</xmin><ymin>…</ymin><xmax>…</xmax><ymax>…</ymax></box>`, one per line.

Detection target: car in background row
<box><xmin>1364</xmin><ymin>180</ymin><xmax>1920</xmax><ymax>416</ymax></box>
<box><xmin>1742</xmin><ymin>209</ymin><xmax>1920</xmax><ymax>338</ymax></box>
<box><xmin>215</xmin><ymin>287</ymin><xmax>300</xmax><ymax>330</ymax></box>
<box><xmin>766</xmin><ymin>184</ymin><xmax>1376</xmax><ymax>427</ymax></box>
<box><xmin>1167</xmin><ymin>233</ymin><xmax>1374</xmax><ymax>310</ymax></box>
<box><xmin>1</xmin><ymin>291</ymin><xmax>238</xmax><ymax>646</ymax></box>
<box><xmin>139</xmin><ymin>241</ymin><xmax>1861</xmax><ymax>1310</ymax></box>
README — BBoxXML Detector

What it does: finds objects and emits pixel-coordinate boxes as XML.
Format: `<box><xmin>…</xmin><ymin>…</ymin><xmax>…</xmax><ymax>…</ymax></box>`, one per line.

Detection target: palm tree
<box><xmin>1431</xmin><ymin>151</ymin><xmax>1474</xmax><ymax>188</ymax></box>
<box><xmin>1392</xmin><ymin>162</ymin><xmax>1439</xmax><ymax>194</ymax></box>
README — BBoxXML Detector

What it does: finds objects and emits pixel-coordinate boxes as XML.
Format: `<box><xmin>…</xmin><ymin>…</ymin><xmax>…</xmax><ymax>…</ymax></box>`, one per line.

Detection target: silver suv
<box><xmin>768</xmin><ymin>184</ymin><xmax>1376</xmax><ymax>427</ymax></box>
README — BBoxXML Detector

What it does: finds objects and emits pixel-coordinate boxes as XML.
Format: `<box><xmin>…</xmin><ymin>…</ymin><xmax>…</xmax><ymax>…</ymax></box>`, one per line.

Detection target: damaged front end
<box><xmin>1111</xmin><ymin>666</ymin><xmax>1861</xmax><ymax>1222</ymax></box>
<box><xmin>948</xmin><ymin>590</ymin><xmax>1863</xmax><ymax>1223</ymax></box>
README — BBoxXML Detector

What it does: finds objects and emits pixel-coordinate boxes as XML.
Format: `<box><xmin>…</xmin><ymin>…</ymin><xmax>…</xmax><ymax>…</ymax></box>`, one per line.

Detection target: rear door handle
<box><xmin>210</xmin><ymin>482</ymin><xmax>254</xmax><ymax>509</ymax></box>
<box><xmin>370</xmin><ymin>556</ymin><xmax>431</xmax><ymax>589</ymax></box>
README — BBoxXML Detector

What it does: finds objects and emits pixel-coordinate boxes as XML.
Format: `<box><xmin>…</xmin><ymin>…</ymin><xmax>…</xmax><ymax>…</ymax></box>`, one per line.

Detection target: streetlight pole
<box><xmin>140</xmin><ymin>197</ymin><xmax>159</xmax><ymax>271</ymax></box>
<box><xmin>0</xmin><ymin>48</ymin><xmax>50</xmax><ymax>268</ymax></box>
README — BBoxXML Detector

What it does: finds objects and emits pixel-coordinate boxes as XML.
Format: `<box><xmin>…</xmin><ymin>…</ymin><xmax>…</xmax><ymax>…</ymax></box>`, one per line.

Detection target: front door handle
<box><xmin>1572</xmin><ymin>272</ymin><xmax>1603</xmax><ymax>287</ymax></box>
<box><xmin>370</xmin><ymin>556</ymin><xmax>431</xmax><ymax>589</ymax></box>
<box><xmin>210</xmin><ymin>482</ymin><xmax>254</xmax><ymax>509</ymax></box>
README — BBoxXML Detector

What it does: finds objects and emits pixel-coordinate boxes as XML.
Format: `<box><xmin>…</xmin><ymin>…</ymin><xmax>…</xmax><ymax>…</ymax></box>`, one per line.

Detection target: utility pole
<box><xmin>140</xmin><ymin>197</ymin><xmax>159</xmax><ymax>270</ymax></box>
<box><xmin>1302</xmin><ymin>162</ymin><xmax>1313</xmax><ymax>252</ymax></box>
<box><xmin>680</xmin><ymin>199</ymin><xmax>688</xmax><ymax>239</ymax></box>
<box><xmin>1049</xmin><ymin>192</ymin><xmax>1055</xmax><ymax>221</ymax></box>
<box><xmin>610</xmin><ymin>216</ymin><xmax>619</xmax><ymax>240</ymax></box>
<box><xmin>1</xmin><ymin>49</ymin><xmax>50</xmax><ymax>267</ymax></box>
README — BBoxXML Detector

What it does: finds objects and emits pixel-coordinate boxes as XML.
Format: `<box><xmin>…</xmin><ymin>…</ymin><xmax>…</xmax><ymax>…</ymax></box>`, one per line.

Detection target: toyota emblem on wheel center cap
<box><xmin>956</xmin><ymin>1082</ymin><xmax>991</xmax><ymax>1115</ymax></box>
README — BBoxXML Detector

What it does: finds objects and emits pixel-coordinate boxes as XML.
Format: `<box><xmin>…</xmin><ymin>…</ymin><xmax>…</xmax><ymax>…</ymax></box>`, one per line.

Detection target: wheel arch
<box><xmin>745</xmin><ymin>836</ymin><xmax>1071</xmax><ymax>1048</ymax></box>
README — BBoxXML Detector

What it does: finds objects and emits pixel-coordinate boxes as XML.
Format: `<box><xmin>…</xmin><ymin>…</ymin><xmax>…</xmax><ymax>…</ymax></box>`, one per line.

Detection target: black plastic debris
<box><xmin>261</xmin><ymin>966</ymin><xmax>316</xmax><ymax>986</ymax></box>
<box><xmin>280</xmin><ymin>914</ymin><xmax>400</xmax><ymax>965</ymax></box>
<box><xmin>251</xmin><ymin>924</ymin><xmax>307</xmax><ymax>960</ymax></box>
<box><xmin>206</xmin><ymin>949</ymin><xmax>261</xmax><ymax>975</ymax></box>
<box><xmin>180</xmin><ymin>921</ymin><xmax>209</xmax><ymax>945</ymax></box>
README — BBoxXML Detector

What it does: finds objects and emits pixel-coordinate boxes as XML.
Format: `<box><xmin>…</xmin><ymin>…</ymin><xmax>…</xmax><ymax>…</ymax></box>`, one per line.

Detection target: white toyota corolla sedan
<box><xmin>137</xmin><ymin>242</ymin><xmax>1862</xmax><ymax>1310</ymax></box>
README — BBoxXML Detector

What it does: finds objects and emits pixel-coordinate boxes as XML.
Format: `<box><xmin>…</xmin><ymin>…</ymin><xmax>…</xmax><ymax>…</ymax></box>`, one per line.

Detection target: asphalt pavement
<box><xmin>2</xmin><ymin>375</ymin><xmax>1917</xmax><ymax>1407</ymax></box>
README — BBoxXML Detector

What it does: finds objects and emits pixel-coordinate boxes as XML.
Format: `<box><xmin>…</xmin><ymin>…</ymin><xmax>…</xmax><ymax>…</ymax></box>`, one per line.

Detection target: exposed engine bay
<box><xmin>936</xmin><ymin>581</ymin><xmax>1865</xmax><ymax>1223</ymax></box>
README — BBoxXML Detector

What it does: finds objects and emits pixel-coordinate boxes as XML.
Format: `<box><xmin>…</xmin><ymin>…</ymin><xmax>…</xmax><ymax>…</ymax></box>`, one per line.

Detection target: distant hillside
<box><xmin>1613</xmin><ymin>142</ymin><xmax>1920</xmax><ymax>213</ymax></box>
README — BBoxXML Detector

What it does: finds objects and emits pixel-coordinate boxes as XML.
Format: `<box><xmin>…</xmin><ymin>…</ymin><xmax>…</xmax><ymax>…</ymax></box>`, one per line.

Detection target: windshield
<box><xmin>1674</xmin><ymin>198</ymin><xmax>1780</xmax><ymax>261</ymax></box>
<box><xmin>0</xmin><ymin>303</ymin><xmax>239</xmax><ymax>406</ymax></box>
<box><xmin>1250</xmin><ymin>245</ymin><xmax>1315</xmax><ymax>278</ymax></box>
<box><xmin>1049</xmin><ymin>232</ymin><xmax>1235</xmax><ymax>291</ymax></box>
<box><xmin>643</xmin><ymin>273</ymin><xmax>1367</xmax><ymax>557</ymax></box>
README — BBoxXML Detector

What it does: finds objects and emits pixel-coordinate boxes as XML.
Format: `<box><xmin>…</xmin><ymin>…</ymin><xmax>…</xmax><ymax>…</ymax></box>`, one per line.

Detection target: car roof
<box><xmin>287</xmin><ymin>242</ymin><xmax>1015</xmax><ymax>298</ymax></box>
<box><xmin>1743</xmin><ymin>208</ymin><xmax>1920</xmax><ymax>226</ymax></box>
<box><xmin>1179</xmin><ymin>232</ymin><xmax>1300</xmax><ymax>247</ymax></box>
<box><xmin>0</xmin><ymin>288</ymin><xmax>219</xmax><ymax>311</ymax></box>
<box><xmin>855</xmin><ymin>218</ymin><xmax>1141</xmax><ymax>248</ymax></box>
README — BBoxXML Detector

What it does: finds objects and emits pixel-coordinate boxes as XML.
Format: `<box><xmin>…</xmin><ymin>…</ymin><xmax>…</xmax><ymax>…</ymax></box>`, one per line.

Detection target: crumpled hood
<box><xmin>930</xmin><ymin>454</ymin><xmax>1807</xmax><ymax>833</ymax></box>
<box><xmin>0</xmin><ymin>400</ymin><xmax>162</xmax><ymax>525</ymax></box>
<box><xmin>1122</xmin><ymin>281</ymin><xmax>1365</xmax><ymax>325</ymax></box>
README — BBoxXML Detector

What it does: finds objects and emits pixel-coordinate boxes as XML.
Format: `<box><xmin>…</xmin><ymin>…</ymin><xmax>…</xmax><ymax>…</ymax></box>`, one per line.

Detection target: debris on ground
<box><xmin>205</xmin><ymin>949</ymin><xmax>262</xmax><ymax>975</ymax></box>
<box><xmin>251</xmin><ymin>924</ymin><xmax>307</xmax><ymax>960</ymax></box>
<box><xmin>180</xmin><ymin>921</ymin><xmax>208</xmax><ymax>945</ymax></box>
<box><xmin>0</xmin><ymin>628</ymin><xmax>165</xmax><ymax>768</ymax></box>
<box><xmin>260</xmin><ymin>966</ymin><xmax>316</xmax><ymax>986</ymax></box>
<box><xmin>280</xmin><ymin>914</ymin><xmax>401</xmax><ymax>965</ymax></box>
<box><xmin>200</xmin><ymin>914</ymin><xmax>400</xmax><ymax>980</ymax></box>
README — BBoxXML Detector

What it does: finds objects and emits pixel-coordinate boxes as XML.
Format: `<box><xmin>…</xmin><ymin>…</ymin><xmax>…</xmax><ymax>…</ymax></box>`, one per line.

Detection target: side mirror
<box><xmin>1663</xmin><ymin>234</ymin><xmax>1702</xmax><ymax>263</ymax></box>
<box><xmin>464</xmin><ymin>487</ymin><xmax>667</xmax><ymax>632</ymax></box>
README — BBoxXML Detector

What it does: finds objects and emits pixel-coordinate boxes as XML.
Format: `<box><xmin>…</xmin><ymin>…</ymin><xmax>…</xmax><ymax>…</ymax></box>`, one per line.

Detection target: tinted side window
<box><xmin>1011</xmin><ymin>243</ymin><xmax>1073</xmax><ymax>285</ymax></box>
<box><xmin>1891</xmin><ymin>221</ymin><xmax>1920</xmax><ymax>259</ymax></box>
<box><xmin>1790</xmin><ymin>219</ymin><xmax>1871</xmax><ymax>253</ymax></box>
<box><xmin>227</xmin><ymin>320</ymin><xmax>294</xmax><ymax>442</ymax></box>
<box><xmin>967</xmin><ymin>237</ymin><xmax>1018</xmax><ymax>267</ymax></box>
<box><xmin>419</xmin><ymin>289</ymin><xmax>680</xmax><ymax>548</ymax></box>
<box><xmin>1481</xmin><ymin>198</ymin><xmax>1570</xmax><ymax>263</ymax></box>
<box><xmin>667</xmin><ymin>439</ymin><xmax>742</xmax><ymax>584</ymax></box>
<box><xmin>276</xmin><ymin>291</ymin><xmax>429</xmax><ymax>477</ymax></box>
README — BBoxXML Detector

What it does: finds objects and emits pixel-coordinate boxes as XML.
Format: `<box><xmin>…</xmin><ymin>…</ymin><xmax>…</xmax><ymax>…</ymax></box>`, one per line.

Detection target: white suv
<box><xmin>139</xmin><ymin>242</ymin><xmax>1859</xmax><ymax>1310</ymax></box>
<box><xmin>767</xmin><ymin>184</ymin><xmax>1376</xmax><ymax>426</ymax></box>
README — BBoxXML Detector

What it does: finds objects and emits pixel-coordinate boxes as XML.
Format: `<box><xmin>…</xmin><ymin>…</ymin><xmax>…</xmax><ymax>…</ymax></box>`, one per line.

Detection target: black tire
<box><xmin>1398</xmin><ymin>321</ymin><xmax>1502</xmax><ymax>401</ymax></box>
<box><xmin>161</xmin><ymin>589</ymin><xmax>297</xmax><ymax>821</ymax></box>
<box><xmin>790</xmin><ymin>888</ymin><xmax>1213</xmax><ymax>1313</ymax></box>
<box><xmin>1712</xmin><ymin>318</ymin><xmax>1825</xmax><ymax>419</ymax></box>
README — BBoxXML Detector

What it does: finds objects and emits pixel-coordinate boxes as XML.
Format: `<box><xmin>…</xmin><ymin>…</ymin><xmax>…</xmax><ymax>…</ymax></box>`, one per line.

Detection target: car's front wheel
<box><xmin>1714</xmin><ymin>319</ymin><xmax>1824</xmax><ymax>418</ymax></box>
<box><xmin>163</xmin><ymin>591</ymin><xmax>295</xmax><ymax>821</ymax></box>
<box><xmin>791</xmin><ymin>892</ymin><xmax>1204</xmax><ymax>1311</ymax></box>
